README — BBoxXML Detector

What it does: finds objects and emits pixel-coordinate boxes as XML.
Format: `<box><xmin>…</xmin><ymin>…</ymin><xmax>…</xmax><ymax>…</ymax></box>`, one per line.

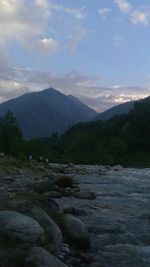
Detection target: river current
<box><xmin>57</xmin><ymin>166</ymin><xmax>150</xmax><ymax>266</ymax></box>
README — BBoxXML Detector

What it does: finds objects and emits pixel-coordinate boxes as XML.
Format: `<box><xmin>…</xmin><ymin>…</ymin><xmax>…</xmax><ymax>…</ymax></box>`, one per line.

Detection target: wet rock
<box><xmin>64</xmin><ymin>214</ymin><xmax>90</xmax><ymax>249</ymax></box>
<box><xmin>61</xmin><ymin>243</ymin><xmax>70</xmax><ymax>254</ymax></box>
<box><xmin>73</xmin><ymin>190</ymin><xmax>96</xmax><ymax>200</ymax></box>
<box><xmin>34</xmin><ymin>180</ymin><xmax>57</xmax><ymax>194</ymax></box>
<box><xmin>0</xmin><ymin>210</ymin><xmax>44</xmax><ymax>246</ymax></box>
<box><xmin>47</xmin><ymin>191</ymin><xmax>62</xmax><ymax>198</ymax></box>
<box><xmin>63</xmin><ymin>206</ymin><xmax>87</xmax><ymax>216</ymax></box>
<box><xmin>113</xmin><ymin>165</ymin><xmax>123</xmax><ymax>171</ymax></box>
<box><xmin>54</xmin><ymin>175</ymin><xmax>73</xmax><ymax>188</ymax></box>
<box><xmin>30</xmin><ymin>206</ymin><xmax>63</xmax><ymax>254</ymax></box>
<box><xmin>67</xmin><ymin>162</ymin><xmax>74</xmax><ymax>168</ymax></box>
<box><xmin>39</xmin><ymin>194</ymin><xmax>63</xmax><ymax>218</ymax></box>
<box><xmin>89</xmin><ymin>264</ymin><xmax>102</xmax><ymax>267</ymax></box>
<box><xmin>24</xmin><ymin>246</ymin><xmax>68</xmax><ymax>267</ymax></box>
<box><xmin>80</xmin><ymin>252</ymin><xmax>93</xmax><ymax>264</ymax></box>
<box><xmin>63</xmin><ymin>187</ymin><xmax>72</xmax><ymax>197</ymax></box>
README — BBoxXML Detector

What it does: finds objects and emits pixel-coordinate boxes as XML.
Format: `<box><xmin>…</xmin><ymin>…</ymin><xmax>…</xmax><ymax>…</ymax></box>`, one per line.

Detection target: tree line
<box><xmin>1</xmin><ymin>98</ymin><xmax>150</xmax><ymax>167</ymax></box>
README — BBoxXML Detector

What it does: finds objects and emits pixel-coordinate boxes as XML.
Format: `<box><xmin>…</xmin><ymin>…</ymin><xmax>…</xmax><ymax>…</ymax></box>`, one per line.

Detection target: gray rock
<box><xmin>64</xmin><ymin>214</ymin><xmax>90</xmax><ymax>249</ymax></box>
<box><xmin>47</xmin><ymin>191</ymin><xmax>62</xmax><ymax>198</ymax></box>
<box><xmin>39</xmin><ymin>194</ymin><xmax>63</xmax><ymax>217</ymax></box>
<box><xmin>73</xmin><ymin>190</ymin><xmax>96</xmax><ymax>200</ymax></box>
<box><xmin>63</xmin><ymin>187</ymin><xmax>72</xmax><ymax>197</ymax></box>
<box><xmin>54</xmin><ymin>175</ymin><xmax>73</xmax><ymax>188</ymax></box>
<box><xmin>0</xmin><ymin>210</ymin><xmax>44</xmax><ymax>246</ymax></box>
<box><xmin>34</xmin><ymin>180</ymin><xmax>57</xmax><ymax>194</ymax></box>
<box><xmin>24</xmin><ymin>246</ymin><xmax>68</xmax><ymax>267</ymax></box>
<box><xmin>89</xmin><ymin>264</ymin><xmax>102</xmax><ymax>267</ymax></box>
<box><xmin>30</xmin><ymin>206</ymin><xmax>63</xmax><ymax>254</ymax></box>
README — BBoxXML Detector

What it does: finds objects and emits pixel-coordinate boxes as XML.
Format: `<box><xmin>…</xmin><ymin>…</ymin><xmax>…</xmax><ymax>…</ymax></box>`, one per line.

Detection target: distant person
<box><xmin>29</xmin><ymin>155</ymin><xmax>32</xmax><ymax>161</ymax></box>
<box><xmin>39</xmin><ymin>156</ymin><xmax>43</xmax><ymax>162</ymax></box>
<box><xmin>45</xmin><ymin>158</ymin><xmax>49</xmax><ymax>165</ymax></box>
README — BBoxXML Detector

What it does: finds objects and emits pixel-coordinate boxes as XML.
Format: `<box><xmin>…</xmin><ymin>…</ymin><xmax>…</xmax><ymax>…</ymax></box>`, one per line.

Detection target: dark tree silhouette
<box><xmin>0</xmin><ymin>110</ymin><xmax>23</xmax><ymax>155</ymax></box>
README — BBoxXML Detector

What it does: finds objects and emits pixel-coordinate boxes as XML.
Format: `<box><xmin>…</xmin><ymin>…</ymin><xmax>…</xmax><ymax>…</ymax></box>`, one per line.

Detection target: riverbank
<box><xmin>0</xmin><ymin>157</ymin><xmax>150</xmax><ymax>266</ymax></box>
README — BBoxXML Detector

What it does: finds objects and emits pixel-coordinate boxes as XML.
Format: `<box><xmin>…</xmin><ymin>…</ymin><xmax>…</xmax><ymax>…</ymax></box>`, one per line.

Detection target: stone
<box><xmin>24</xmin><ymin>246</ymin><xmax>68</xmax><ymax>267</ymax></box>
<box><xmin>39</xmin><ymin>194</ymin><xmax>63</xmax><ymax>218</ymax></box>
<box><xmin>30</xmin><ymin>206</ymin><xmax>63</xmax><ymax>254</ymax></box>
<box><xmin>0</xmin><ymin>210</ymin><xmax>44</xmax><ymax>246</ymax></box>
<box><xmin>61</xmin><ymin>243</ymin><xmax>70</xmax><ymax>254</ymax></box>
<box><xmin>64</xmin><ymin>214</ymin><xmax>90</xmax><ymax>249</ymax></box>
<box><xmin>89</xmin><ymin>264</ymin><xmax>102</xmax><ymax>267</ymax></box>
<box><xmin>54</xmin><ymin>175</ymin><xmax>73</xmax><ymax>188</ymax></box>
<box><xmin>63</xmin><ymin>187</ymin><xmax>72</xmax><ymax>197</ymax></box>
<box><xmin>73</xmin><ymin>190</ymin><xmax>96</xmax><ymax>200</ymax></box>
<box><xmin>34</xmin><ymin>180</ymin><xmax>56</xmax><ymax>194</ymax></box>
<box><xmin>80</xmin><ymin>252</ymin><xmax>93</xmax><ymax>264</ymax></box>
<box><xmin>47</xmin><ymin>191</ymin><xmax>62</xmax><ymax>198</ymax></box>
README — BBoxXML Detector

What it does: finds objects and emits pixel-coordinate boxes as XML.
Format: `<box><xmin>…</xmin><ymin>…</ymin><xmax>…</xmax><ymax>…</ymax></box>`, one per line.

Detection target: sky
<box><xmin>0</xmin><ymin>0</ymin><xmax>150</xmax><ymax>112</ymax></box>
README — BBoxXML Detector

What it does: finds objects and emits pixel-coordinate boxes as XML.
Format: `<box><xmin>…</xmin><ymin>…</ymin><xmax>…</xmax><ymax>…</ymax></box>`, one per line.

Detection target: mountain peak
<box><xmin>0</xmin><ymin>88</ymin><xmax>97</xmax><ymax>139</ymax></box>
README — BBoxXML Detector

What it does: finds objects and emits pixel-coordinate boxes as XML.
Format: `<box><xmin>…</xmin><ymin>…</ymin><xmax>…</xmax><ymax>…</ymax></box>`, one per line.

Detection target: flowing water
<box><xmin>58</xmin><ymin>166</ymin><xmax>150</xmax><ymax>266</ymax></box>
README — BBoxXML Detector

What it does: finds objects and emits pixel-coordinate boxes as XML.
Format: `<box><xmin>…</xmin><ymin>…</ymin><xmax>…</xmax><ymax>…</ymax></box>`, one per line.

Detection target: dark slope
<box><xmin>68</xmin><ymin>94</ymin><xmax>97</xmax><ymax>118</ymax></box>
<box><xmin>93</xmin><ymin>101</ymin><xmax>134</xmax><ymax>121</ymax></box>
<box><xmin>0</xmin><ymin>88</ymin><xmax>97</xmax><ymax>139</ymax></box>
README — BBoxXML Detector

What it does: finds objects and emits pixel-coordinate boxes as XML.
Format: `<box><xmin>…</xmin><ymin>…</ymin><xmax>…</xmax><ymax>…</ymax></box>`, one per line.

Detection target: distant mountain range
<box><xmin>93</xmin><ymin>101</ymin><xmax>134</xmax><ymax>121</ymax></box>
<box><xmin>0</xmin><ymin>88</ymin><xmax>97</xmax><ymax>139</ymax></box>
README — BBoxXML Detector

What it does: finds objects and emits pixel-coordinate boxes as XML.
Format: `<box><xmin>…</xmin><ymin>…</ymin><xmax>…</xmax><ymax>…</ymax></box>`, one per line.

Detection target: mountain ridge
<box><xmin>93</xmin><ymin>101</ymin><xmax>134</xmax><ymax>121</ymax></box>
<box><xmin>0</xmin><ymin>88</ymin><xmax>97</xmax><ymax>139</ymax></box>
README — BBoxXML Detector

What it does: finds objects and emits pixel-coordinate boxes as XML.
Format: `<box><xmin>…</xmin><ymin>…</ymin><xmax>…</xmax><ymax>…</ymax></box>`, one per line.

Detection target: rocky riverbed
<box><xmin>0</xmin><ymin>158</ymin><xmax>150</xmax><ymax>266</ymax></box>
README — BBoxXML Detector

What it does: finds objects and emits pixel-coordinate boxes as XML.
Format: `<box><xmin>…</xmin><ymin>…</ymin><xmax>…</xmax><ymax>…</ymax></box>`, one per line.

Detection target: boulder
<box><xmin>39</xmin><ymin>194</ymin><xmax>63</xmax><ymax>218</ymax></box>
<box><xmin>24</xmin><ymin>246</ymin><xmax>68</xmax><ymax>267</ymax></box>
<box><xmin>73</xmin><ymin>190</ymin><xmax>96</xmax><ymax>200</ymax></box>
<box><xmin>46</xmin><ymin>191</ymin><xmax>62</xmax><ymax>198</ymax></box>
<box><xmin>63</xmin><ymin>187</ymin><xmax>72</xmax><ymax>197</ymax></box>
<box><xmin>30</xmin><ymin>206</ymin><xmax>63</xmax><ymax>254</ymax></box>
<box><xmin>64</xmin><ymin>214</ymin><xmax>90</xmax><ymax>249</ymax></box>
<box><xmin>54</xmin><ymin>175</ymin><xmax>73</xmax><ymax>188</ymax></box>
<box><xmin>33</xmin><ymin>180</ymin><xmax>59</xmax><ymax>194</ymax></box>
<box><xmin>0</xmin><ymin>210</ymin><xmax>44</xmax><ymax>246</ymax></box>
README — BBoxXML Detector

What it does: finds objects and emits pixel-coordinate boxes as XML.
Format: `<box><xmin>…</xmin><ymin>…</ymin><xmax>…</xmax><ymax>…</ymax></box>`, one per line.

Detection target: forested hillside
<box><xmin>1</xmin><ymin>97</ymin><xmax>150</xmax><ymax>166</ymax></box>
<box><xmin>24</xmin><ymin>97</ymin><xmax>150</xmax><ymax>166</ymax></box>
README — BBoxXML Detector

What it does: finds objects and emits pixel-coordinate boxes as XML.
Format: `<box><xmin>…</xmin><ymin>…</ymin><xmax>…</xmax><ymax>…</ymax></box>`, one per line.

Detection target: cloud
<box><xmin>0</xmin><ymin>0</ymin><xmax>57</xmax><ymax>57</ymax></box>
<box><xmin>131</xmin><ymin>10</ymin><xmax>150</xmax><ymax>26</ymax></box>
<box><xmin>52</xmin><ymin>4</ymin><xmax>87</xmax><ymax>20</ymax></box>
<box><xmin>0</xmin><ymin>66</ymin><xmax>149</xmax><ymax>112</ymax></box>
<box><xmin>0</xmin><ymin>0</ymin><xmax>87</xmax><ymax>60</ymax></box>
<box><xmin>98</xmin><ymin>8</ymin><xmax>111</xmax><ymax>19</ymax></box>
<box><xmin>114</xmin><ymin>0</ymin><xmax>131</xmax><ymax>14</ymax></box>
<box><xmin>67</xmin><ymin>27</ymin><xmax>87</xmax><ymax>52</ymax></box>
<box><xmin>26</xmin><ymin>38</ymin><xmax>59</xmax><ymax>56</ymax></box>
<box><xmin>113</xmin><ymin>35</ymin><xmax>125</xmax><ymax>46</ymax></box>
<box><xmin>114</xmin><ymin>0</ymin><xmax>150</xmax><ymax>26</ymax></box>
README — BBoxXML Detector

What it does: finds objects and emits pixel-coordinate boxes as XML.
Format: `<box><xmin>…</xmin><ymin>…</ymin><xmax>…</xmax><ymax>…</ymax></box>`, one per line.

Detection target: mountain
<box><xmin>68</xmin><ymin>94</ymin><xmax>97</xmax><ymax>117</ymax></box>
<box><xmin>93</xmin><ymin>101</ymin><xmax>134</xmax><ymax>121</ymax></box>
<box><xmin>0</xmin><ymin>88</ymin><xmax>97</xmax><ymax>139</ymax></box>
<box><xmin>41</xmin><ymin>96</ymin><xmax>150</xmax><ymax>165</ymax></box>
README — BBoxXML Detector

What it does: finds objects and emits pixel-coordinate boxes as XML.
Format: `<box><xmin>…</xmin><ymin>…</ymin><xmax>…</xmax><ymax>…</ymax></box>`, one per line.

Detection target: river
<box><xmin>57</xmin><ymin>165</ymin><xmax>150</xmax><ymax>266</ymax></box>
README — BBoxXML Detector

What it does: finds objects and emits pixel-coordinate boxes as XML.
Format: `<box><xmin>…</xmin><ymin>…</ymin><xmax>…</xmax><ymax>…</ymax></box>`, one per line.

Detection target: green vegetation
<box><xmin>1</xmin><ymin>98</ymin><xmax>150</xmax><ymax>166</ymax></box>
<box><xmin>0</xmin><ymin>110</ymin><xmax>24</xmax><ymax>156</ymax></box>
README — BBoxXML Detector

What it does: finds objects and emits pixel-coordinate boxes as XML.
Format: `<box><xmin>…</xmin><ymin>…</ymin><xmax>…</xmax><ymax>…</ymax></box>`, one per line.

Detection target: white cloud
<box><xmin>0</xmin><ymin>0</ymin><xmax>87</xmax><ymax>60</ymax></box>
<box><xmin>0</xmin><ymin>0</ymin><xmax>56</xmax><ymax>56</ymax></box>
<box><xmin>0</xmin><ymin>66</ymin><xmax>149</xmax><ymax>112</ymax></box>
<box><xmin>67</xmin><ymin>27</ymin><xmax>87</xmax><ymax>52</ymax></box>
<box><xmin>98</xmin><ymin>8</ymin><xmax>111</xmax><ymax>19</ymax></box>
<box><xmin>113</xmin><ymin>35</ymin><xmax>125</xmax><ymax>46</ymax></box>
<box><xmin>114</xmin><ymin>0</ymin><xmax>150</xmax><ymax>26</ymax></box>
<box><xmin>52</xmin><ymin>4</ymin><xmax>87</xmax><ymax>20</ymax></box>
<box><xmin>114</xmin><ymin>0</ymin><xmax>131</xmax><ymax>14</ymax></box>
<box><xmin>131</xmin><ymin>10</ymin><xmax>150</xmax><ymax>26</ymax></box>
<box><xmin>26</xmin><ymin>38</ymin><xmax>59</xmax><ymax>56</ymax></box>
